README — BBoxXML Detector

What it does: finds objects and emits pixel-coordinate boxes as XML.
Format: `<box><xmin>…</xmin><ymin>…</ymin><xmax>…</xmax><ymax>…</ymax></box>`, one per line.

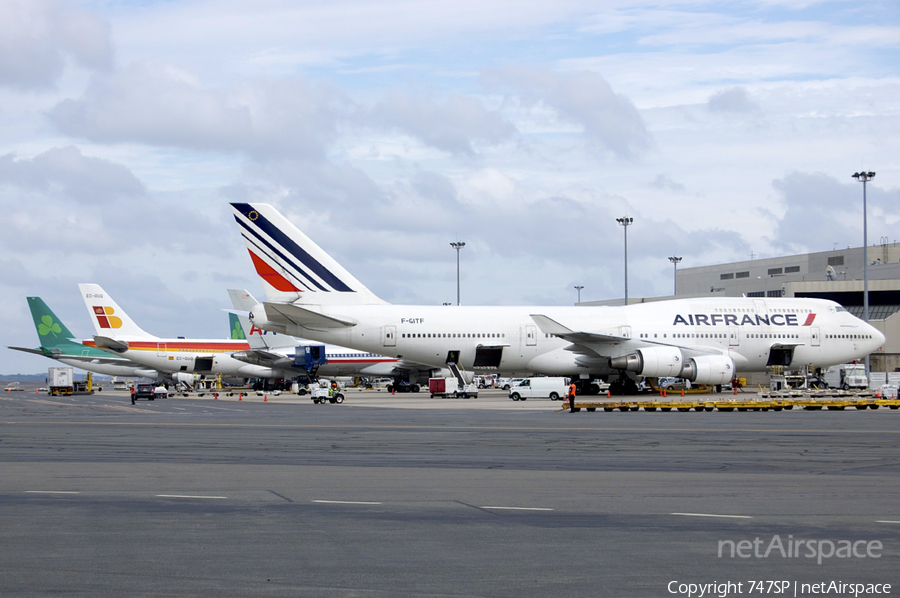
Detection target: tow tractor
<box><xmin>310</xmin><ymin>382</ymin><xmax>344</xmax><ymax>404</ymax></box>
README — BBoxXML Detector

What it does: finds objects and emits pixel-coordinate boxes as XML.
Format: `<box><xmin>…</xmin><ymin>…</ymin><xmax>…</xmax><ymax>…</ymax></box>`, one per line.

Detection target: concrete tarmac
<box><xmin>1</xmin><ymin>388</ymin><xmax>898</xmax><ymax>597</ymax></box>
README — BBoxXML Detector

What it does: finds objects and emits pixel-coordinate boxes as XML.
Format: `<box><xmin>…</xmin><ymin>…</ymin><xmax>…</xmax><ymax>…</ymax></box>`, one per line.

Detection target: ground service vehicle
<box><xmin>508</xmin><ymin>377</ymin><xmax>569</xmax><ymax>401</ymax></box>
<box><xmin>429</xmin><ymin>377</ymin><xmax>478</xmax><ymax>399</ymax></box>
<box><xmin>48</xmin><ymin>367</ymin><xmax>74</xmax><ymax>396</ymax></box>
<box><xmin>823</xmin><ymin>364</ymin><xmax>868</xmax><ymax>390</ymax></box>
<box><xmin>134</xmin><ymin>383</ymin><xmax>156</xmax><ymax>401</ymax></box>
<box><xmin>500</xmin><ymin>378</ymin><xmax>525</xmax><ymax>390</ymax></box>
<box><xmin>311</xmin><ymin>383</ymin><xmax>344</xmax><ymax>404</ymax></box>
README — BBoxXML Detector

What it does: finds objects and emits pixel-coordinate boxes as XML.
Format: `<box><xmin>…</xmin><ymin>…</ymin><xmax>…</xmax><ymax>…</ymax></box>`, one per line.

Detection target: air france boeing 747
<box><xmin>230</xmin><ymin>203</ymin><xmax>884</xmax><ymax>395</ymax></box>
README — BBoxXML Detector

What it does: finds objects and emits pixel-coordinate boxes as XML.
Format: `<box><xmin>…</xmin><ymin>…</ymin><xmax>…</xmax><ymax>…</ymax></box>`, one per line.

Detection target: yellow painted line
<box><xmin>671</xmin><ymin>512</ymin><xmax>753</xmax><ymax>519</ymax></box>
<box><xmin>1</xmin><ymin>421</ymin><xmax>898</xmax><ymax>434</ymax></box>
<box><xmin>156</xmin><ymin>494</ymin><xmax>228</xmax><ymax>499</ymax></box>
<box><xmin>482</xmin><ymin>506</ymin><xmax>554</xmax><ymax>511</ymax></box>
<box><xmin>312</xmin><ymin>500</ymin><xmax>382</xmax><ymax>505</ymax></box>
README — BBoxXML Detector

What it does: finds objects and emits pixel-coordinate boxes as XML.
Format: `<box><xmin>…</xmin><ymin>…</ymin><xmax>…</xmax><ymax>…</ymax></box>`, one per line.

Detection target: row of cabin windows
<box><xmin>401</xmin><ymin>333</ymin><xmax>506</xmax><ymax>339</ymax></box>
<box><xmin>826</xmin><ymin>334</ymin><xmax>874</xmax><ymax>339</ymax></box>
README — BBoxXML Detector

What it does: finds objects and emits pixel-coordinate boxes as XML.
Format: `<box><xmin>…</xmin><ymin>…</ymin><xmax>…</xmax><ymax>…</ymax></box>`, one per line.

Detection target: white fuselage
<box><xmin>252</xmin><ymin>297</ymin><xmax>884</xmax><ymax>377</ymax></box>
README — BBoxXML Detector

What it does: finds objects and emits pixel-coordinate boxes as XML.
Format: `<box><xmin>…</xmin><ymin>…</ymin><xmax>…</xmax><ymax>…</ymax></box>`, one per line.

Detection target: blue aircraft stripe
<box><xmin>236</xmin><ymin>216</ymin><xmax>336</xmax><ymax>293</ymax></box>
<box><xmin>241</xmin><ymin>230</ymin><xmax>318</xmax><ymax>292</ymax></box>
<box><xmin>232</xmin><ymin>203</ymin><xmax>354</xmax><ymax>293</ymax></box>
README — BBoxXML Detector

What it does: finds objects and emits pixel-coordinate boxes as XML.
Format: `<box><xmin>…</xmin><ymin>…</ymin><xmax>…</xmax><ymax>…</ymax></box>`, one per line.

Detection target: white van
<box><xmin>508</xmin><ymin>377</ymin><xmax>569</xmax><ymax>401</ymax></box>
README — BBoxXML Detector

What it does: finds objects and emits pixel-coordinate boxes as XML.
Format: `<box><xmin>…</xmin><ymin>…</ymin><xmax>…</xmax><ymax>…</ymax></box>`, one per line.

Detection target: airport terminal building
<box><xmin>582</xmin><ymin>242</ymin><xmax>900</xmax><ymax>373</ymax></box>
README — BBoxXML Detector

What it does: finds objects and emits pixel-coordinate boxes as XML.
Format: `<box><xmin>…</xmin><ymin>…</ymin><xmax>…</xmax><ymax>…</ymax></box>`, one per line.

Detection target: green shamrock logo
<box><xmin>39</xmin><ymin>315</ymin><xmax>62</xmax><ymax>338</ymax></box>
<box><xmin>232</xmin><ymin>320</ymin><xmax>245</xmax><ymax>339</ymax></box>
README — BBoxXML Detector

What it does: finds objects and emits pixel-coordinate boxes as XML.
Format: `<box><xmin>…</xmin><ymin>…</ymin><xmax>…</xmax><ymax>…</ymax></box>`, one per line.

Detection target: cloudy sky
<box><xmin>2</xmin><ymin>0</ymin><xmax>899</xmax><ymax>373</ymax></box>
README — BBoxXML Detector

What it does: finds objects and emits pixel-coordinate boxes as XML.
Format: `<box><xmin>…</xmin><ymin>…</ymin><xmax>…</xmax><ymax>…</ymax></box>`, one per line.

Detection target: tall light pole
<box><xmin>450</xmin><ymin>241</ymin><xmax>466</xmax><ymax>306</ymax></box>
<box><xmin>668</xmin><ymin>256</ymin><xmax>682</xmax><ymax>295</ymax></box>
<box><xmin>574</xmin><ymin>285</ymin><xmax>584</xmax><ymax>303</ymax></box>
<box><xmin>616</xmin><ymin>216</ymin><xmax>633</xmax><ymax>305</ymax></box>
<box><xmin>852</xmin><ymin>171</ymin><xmax>875</xmax><ymax>374</ymax></box>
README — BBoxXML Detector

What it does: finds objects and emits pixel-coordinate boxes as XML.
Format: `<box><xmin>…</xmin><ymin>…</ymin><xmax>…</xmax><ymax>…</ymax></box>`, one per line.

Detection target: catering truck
<box><xmin>48</xmin><ymin>366</ymin><xmax>74</xmax><ymax>396</ymax></box>
<box><xmin>822</xmin><ymin>364</ymin><xmax>868</xmax><ymax>390</ymax></box>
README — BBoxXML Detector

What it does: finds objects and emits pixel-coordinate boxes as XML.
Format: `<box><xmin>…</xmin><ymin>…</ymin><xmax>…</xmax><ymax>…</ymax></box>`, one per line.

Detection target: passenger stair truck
<box><xmin>48</xmin><ymin>366</ymin><xmax>74</xmax><ymax>396</ymax></box>
<box><xmin>431</xmin><ymin>351</ymin><xmax>478</xmax><ymax>398</ymax></box>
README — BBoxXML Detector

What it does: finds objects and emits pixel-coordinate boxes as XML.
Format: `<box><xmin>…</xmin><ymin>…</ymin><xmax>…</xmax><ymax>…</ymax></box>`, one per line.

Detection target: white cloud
<box><xmin>484</xmin><ymin>65</ymin><xmax>651</xmax><ymax>159</ymax></box>
<box><xmin>707</xmin><ymin>86</ymin><xmax>760</xmax><ymax>114</ymax></box>
<box><xmin>0</xmin><ymin>0</ymin><xmax>111</xmax><ymax>90</ymax></box>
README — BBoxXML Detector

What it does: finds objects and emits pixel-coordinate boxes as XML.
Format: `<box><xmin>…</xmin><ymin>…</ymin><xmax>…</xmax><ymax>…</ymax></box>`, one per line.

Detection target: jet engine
<box><xmin>608</xmin><ymin>347</ymin><xmax>684</xmax><ymax>378</ymax></box>
<box><xmin>609</xmin><ymin>347</ymin><xmax>734</xmax><ymax>385</ymax></box>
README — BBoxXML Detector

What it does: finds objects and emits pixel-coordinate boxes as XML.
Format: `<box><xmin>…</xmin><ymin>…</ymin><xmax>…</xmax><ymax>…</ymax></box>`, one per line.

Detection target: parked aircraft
<box><xmin>229</xmin><ymin>202</ymin><xmax>885</xmax><ymax>394</ymax></box>
<box><xmin>227</xmin><ymin>289</ymin><xmax>437</xmax><ymax>387</ymax></box>
<box><xmin>78</xmin><ymin>284</ymin><xmax>287</xmax><ymax>380</ymax></box>
<box><xmin>8</xmin><ymin>297</ymin><xmax>163</xmax><ymax>379</ymax></box>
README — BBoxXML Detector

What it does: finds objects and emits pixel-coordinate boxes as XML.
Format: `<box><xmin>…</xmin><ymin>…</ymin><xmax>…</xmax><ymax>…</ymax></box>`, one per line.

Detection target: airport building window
<box><xmin>768</xmin><ymin>267</ymin><xmax>783</xmax><ymax>275</ymax></box>
<box><xmin>747</xmin><ymin>291</ymin><xmax>765</xmax><ymax>297</ymax></box>
<box><xmin>827</xmin><ymin>256</ymin><xmax>845</xmax><ymax>266</ymax></box>
<box><xmin>785</xmin><ymin>265</ymin><xmax>800</xmax><ymax>273</ymax></box>
<box><xmin>720</xmin><ymin>273</ymin><xmax>734</xmax><ymax>280</ymax></box>
<box><xmin>735</xmin><ymin>271</ymin><xmax>750</xmax><ymax>278</ymax></box>
<box><xmin>767</xmin><ymin>290</ymin><xmax>781</xmax><ymax>297</ymax></box>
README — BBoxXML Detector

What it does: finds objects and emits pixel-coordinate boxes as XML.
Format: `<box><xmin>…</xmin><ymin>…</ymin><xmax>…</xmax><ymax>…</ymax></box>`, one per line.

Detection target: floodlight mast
<box><xmin>450</xmin><ymin>241</ymin><xmax>466</xmax><ymax>306</ymax></box>
<box><xmin>616</xmin><ymin>217</ymin><xmax>633</xmax><ymax>305</ymax></box>
<box><xmin>852</xmin><ymin>171</ymin><xmax>875</xmax><ymax>374</ymax></box>
<box><xmin>668</xmin><ymin>256</ymin><xmax>682</xmax><ymax>295</ymax></box>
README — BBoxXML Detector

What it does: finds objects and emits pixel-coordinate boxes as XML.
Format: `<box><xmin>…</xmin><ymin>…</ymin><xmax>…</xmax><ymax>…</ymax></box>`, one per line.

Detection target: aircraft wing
<box><xmin>530</xmin><ymin>315</ymin><xmax>629</xmax><ymax>345</ymax></box>
<box><xmin>263</xmin><ymin>302</ymin><xmax>357</xmax><ymax>330</ymax></box>
<box><xmin>530</xmin><ymin>314</ymin><xmax>727</xmax><ymax>360</ymax></box>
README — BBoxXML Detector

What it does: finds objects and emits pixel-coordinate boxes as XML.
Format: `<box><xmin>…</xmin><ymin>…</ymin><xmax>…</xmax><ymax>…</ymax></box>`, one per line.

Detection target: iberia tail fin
<box><xmin>78</xmin><ymin>283</ymin><xmax>158</xmax><ymax>339</ymax></box>
<box><xmin>230</xmin><ymin>203</ymin><xmax>386</xmax><ymax>306</ymax></box>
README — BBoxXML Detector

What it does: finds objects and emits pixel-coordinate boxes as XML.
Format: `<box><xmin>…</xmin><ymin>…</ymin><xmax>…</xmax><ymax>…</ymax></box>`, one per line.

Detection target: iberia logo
<box><xmin>92</xmin><ymin>306</ymin><xmax>123</xmax><ymax>329</ymax></box>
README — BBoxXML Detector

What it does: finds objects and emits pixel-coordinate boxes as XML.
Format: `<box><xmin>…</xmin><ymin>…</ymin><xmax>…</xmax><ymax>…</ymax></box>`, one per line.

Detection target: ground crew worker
<box><xmin>130</xmin><ymin>385</ymin><xmax>136</xmax><ymax>405</ymax></box>
<box><xmin>568</xmin><ymin>382</ymin><xmax>577</xmax><ymax>412</ymax></box>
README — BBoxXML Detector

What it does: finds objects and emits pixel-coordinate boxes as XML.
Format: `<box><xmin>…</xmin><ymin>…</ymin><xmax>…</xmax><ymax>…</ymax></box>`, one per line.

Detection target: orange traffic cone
<box><xmin>606</xmin><ymin>390</ymin><xmax>611</xmax><ymax>398</ymax></box>
<box><xmin>214</xmin><ymin>393</ymin><xmax>218</xmax><ymax>400</ymax></box>
<box><xmin>733</xmin><ymin>387</ymin><xmax>737</xmax><ymax>395</ymax></box>
<box><xmin>681</xmin><ymin>389</ymin><xmax>685</xmax><ymax>397</ymax></box>
<box><xmin>238</xmin><ymin>393</ymin><xmax>243</xmax><ymax>401</ymax></box>
<box><xmin>663</xmin><ymin>390</ymin><xmax>667</xmax><ymax>398</ymax></box>
<box><xmin>264</xmin><ymin>394</ymin><xmax>268</xmax><ymax>402</ymax></box>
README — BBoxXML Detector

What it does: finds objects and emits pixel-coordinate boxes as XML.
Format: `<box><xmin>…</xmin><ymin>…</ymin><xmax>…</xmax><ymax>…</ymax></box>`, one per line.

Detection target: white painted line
<box><xmin>312</xmin><ymin>500</ymin><xmax>383</xmax><ymax>505</ymax></box>
<box><xmin>876</xmin><ymin>520</ymin><xmax>900</xmax><ymax>524</ymax></box>
<box><xmin>671</xmin><ymin>512</ymin><xmax>753</xmax><ymax>519</ymax></box>
<box><xmin>172</xmin><ymin>407</ymin><xmax>186</xmax><ymax>411</ymax></box>
<box><xmin>155</xmin><ymin>494</ymin><xmax>228</xmax><ymax>499</ymax></box>
<box><xmin>26</xmin><ymin>491</ymin><xmax>80</xmax><ymax>494</ymax></box>
<box><xmin>481</xmin><ymin>506</ymin><xmax>554</xmax><ymax>511</ymax></box>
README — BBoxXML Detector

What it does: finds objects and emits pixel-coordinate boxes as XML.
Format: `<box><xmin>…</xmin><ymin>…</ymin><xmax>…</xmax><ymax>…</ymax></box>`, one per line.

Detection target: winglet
<box><xmin>530</xmin><ymin>314</ymin><xmax>576</xmax><ymax>336</ymax></box>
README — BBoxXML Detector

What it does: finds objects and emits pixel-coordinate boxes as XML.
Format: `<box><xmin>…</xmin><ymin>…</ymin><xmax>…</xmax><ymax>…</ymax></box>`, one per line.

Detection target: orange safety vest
<box><xmin>568</xmin><ymin>384</ymin><xmax>576</xmax><ymax>396</ymax></box>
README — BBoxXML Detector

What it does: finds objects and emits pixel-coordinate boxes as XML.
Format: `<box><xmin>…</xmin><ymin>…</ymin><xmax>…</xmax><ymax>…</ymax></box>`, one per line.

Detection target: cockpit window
<box><xmin>835</xmin><ymin>306</ymin><xmax>848</xmax><ymax>313</ymax></box>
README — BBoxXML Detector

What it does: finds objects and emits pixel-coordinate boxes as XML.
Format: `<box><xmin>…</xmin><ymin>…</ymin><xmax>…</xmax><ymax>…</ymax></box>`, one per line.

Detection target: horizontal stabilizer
<box><xmin>8</xmin><ymin>346</ymin><xmax>50</xmax><ymax>357</ymax></box>
<box><xmin>93</xmin><ymin>336</ymin><xmax>130</xmax><ymax>353</ymax></box>
<box><xmin>264</xmin><ymin>302</ymin><xmax>357</xmax><ymax>330</ymax></box>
